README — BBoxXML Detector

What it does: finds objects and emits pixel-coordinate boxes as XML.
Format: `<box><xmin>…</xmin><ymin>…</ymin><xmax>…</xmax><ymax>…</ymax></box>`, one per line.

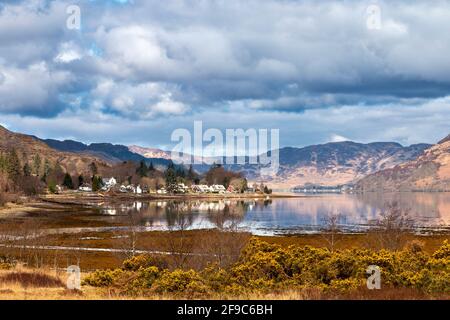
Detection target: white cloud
<box><xmin>2</xmin><ymin>95</ymin><xmax>450</xmax><ymax>149</ymax></box>
<box><xmin>330</xmin><ymin>134</ymin><xmax>350</xmax><ymax>143</ymax></box>
<box><xmin>0</xmin><ymin>62</ymin><xmax>71</xmax><ymax>114</ymax></box>
<box><xmin>54</xmin><ymin>42</ymin><xmax>82</xmax><ymax>63</ymax></box>
<box><xmin>91</xmin><ymin>79</ymin><xmax>189</xmax><ymax>119</ymax></box>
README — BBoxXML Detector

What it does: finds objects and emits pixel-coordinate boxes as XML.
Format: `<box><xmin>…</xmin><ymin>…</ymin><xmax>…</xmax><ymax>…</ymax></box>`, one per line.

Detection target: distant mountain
<box><xmin>42</xmin><ymin>139</ymin><xmax>172</xmax><ymax>168</ymax></box>
<box><xmin>128</xmin><ymin>145</ymin><xmax>210</xmax><ymax>164</ymax></box>
<box><xmin>128</xmin><ymin>145</ymin><xmax>171</xmax><ymax>160</ymax></box>
<box><xmin>237</xmin><ymin>141</ymin><xmax>431</xmax><ymax>189</ymax></box>
<box><xmin>0</xmin><ymin>125</ymin><xmax>110</xmax><ymax>176</ymax></box>
<box><xmin>10</xmin><ymin>127</ymin><xmax>430</xmax><ymax>189</ymax></box>
<box><xmin>128</xmin><ymin>140</ymin><xmax>432</xmax><ymax>188</ymax></box>
<box><xmin>356</xmin><ymin>135</ymin><xmax>450</xmax><ymax>191</ymax></box>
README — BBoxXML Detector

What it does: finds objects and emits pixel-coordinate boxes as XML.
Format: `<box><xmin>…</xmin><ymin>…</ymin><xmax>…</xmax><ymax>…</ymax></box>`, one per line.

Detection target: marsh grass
<box><xmin>0</xmin><ymin>271</ymin><xmax>64</xmax><ymax>288</ymax></box>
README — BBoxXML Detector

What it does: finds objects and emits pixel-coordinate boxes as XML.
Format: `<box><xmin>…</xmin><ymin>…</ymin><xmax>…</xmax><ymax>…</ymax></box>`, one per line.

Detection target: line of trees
<box><xmin>0</xmin><ymin>150</ymin><xmax>44</xmax><ymax>202</ymax></box>
<box><xmin>162</xmin><ymin>161</ymin><xmax>249</xmax><ymax>194</ymax></box>
<box><xmin>0</xmin><ymin>150</ymin><xmax>93</xmax><ymax>200</ymax></box>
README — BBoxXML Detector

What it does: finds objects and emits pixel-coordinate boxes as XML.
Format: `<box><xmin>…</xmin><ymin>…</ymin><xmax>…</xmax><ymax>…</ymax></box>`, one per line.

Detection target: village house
<box><xmin>119</xmin><ymin>184</ymin><xmax>143</xmax><ymax>194</ymax></box>
<box><xmin>191</xmin><ymin>184</ymin><xmax>212</xmax><ymax>193</ymax></box>
<box><xmin>102</xmin><ymin>177</ymin><xmax>117</xmax><ymax>189</ymax></box>
<box><xmin>157</xmin><ymin>188</ymin><xmax>167</xmax><ymax>194</ymax></box>
<box><xmin>177</xmin><ymin>183</ymin><xmax>190</xmax><ymax>193</ymax></box>
<box><xmin>55</xmin><ymin>185</ymin><xmax>63</xmax><ymax>193</ymax></box>
<box><xmin>211</xmin><ymin>184</ymin><xmax>226</xmax><ymax>193</ymax></box>
<box><xmin>190</xmin><ymin>184</ymin><xmax>228</xmax><ymax>193</ymax></box>
<box><xmin>191</xmin><ymin>185</ymin><xmax>202</xmax><ymax>193</ymax></box>
<box><xmin>78</xmin><ymin>183</ymin><xmax>92</xmax><ymax>192</ymax></box>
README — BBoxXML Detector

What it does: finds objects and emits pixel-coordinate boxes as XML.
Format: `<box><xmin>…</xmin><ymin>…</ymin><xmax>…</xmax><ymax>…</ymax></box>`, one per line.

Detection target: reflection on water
<box><xmin>99</xmin><ymin>193</ymin><xmax>450</xmax><ymax>235</ymax></box>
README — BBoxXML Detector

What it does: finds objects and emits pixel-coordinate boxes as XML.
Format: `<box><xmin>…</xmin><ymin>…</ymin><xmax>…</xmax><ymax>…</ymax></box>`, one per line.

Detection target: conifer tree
<box><xmin>136</xmin><ymin>160</ymin><xmax>148</xmax><ymax>177</ymax></box>
<box><xmin>187</xmin><ymin>164</ymin><xmax>195</xmax><ymax>181</ymax></box>
<box><xmin>42</xmin><ymin>159</ymin><xmax>51</xmax><ymax>182</ymax></box>
<box><xmin>92</xmin><ymin>176</ymin><xmax>103</xmax><ymax>192</ymax></box>
<box><xmin>63</xmin><ymin>173</ymin><xmax>74</xmax><ymax>189</ymax></box>
<box><xmin>89</xmin><ymin>162</ymin><xmax>98</xmax><ymax>176</ymax></box>
<box><xmin>78</xmin><ymin>175</ymin><xmax>84</xmax><ymax>187</ymax></box>
<box><xmin>23</xmin><ymin>163</ymin><xmax>31</xmax><ymax>176</ymax></box>
<box><xmin>164</xmin><ymin>163</ymin><xmax>178</xmax><ymax>193</ymax></box>
<box><xmin>33</xmin><ymin>154</ymin><xmax>41</xmax><ymax>176</ymax></box>
<box><xmin>6</xmin><ymin>149</ymin><xmax>21</xmax><ymax>183</ymax></box>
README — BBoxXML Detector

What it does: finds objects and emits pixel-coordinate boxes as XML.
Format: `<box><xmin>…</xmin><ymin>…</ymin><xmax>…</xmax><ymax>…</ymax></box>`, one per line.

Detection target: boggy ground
<box><xmin>1</xmin><ymin>228</ymin><xmax>449</xmax><ymax>270</ymax></box>
<box><xmin>0</xmin><ymin>237</ymin><xmax>448</xmax><ymax>300</ymax></box>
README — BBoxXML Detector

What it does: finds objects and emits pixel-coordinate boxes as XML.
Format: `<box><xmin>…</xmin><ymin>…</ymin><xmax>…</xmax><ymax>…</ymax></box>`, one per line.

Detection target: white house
<box><xmin>135</xmin><ymin>185</ymin><xmax>142</xmax><ymax>194</ymax></box>
<box><xmin>118</xmin><ymin>184</ymin><xmax>142</xmax><ymax>194</ymax></box>
<box><xmin>177</xmin><ymin>183</ymin><xmax>189</xmax><ymax>193</ymax></box>
<box><xmin>157</xmin><ymin>188</ymin><xmax>167</xmax><ymax>194</ymax></box>
<box><xmin>191</xmin><ymin>184</ymin><xmax>212</xmax><ymax>193</ymax></box>
<box><xmin>102</xmin><ymin>177</ymin><xmax>117</xmax><ymax>188</ymax></box>
<box><xmin>211</xmin><ymin>184</ymin><xmax>226</xmax><ymax>193</ymax></box>
<box><xmin>78</xmin><ymin>183</ymin><xmax>92</xmax><ymax>192</ymax></box>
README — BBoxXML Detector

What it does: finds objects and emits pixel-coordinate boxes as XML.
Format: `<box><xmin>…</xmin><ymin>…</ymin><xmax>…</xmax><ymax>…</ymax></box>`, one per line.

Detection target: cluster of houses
<box><xmin>187</xmin><ymin>183</ymin><xmax>231</xmax><ymax>193</ymax></box>
<box><xmin>78</xmin><ymin>177</ymin><xmax>145</xmax><ymax>194</ymax></box>
<box><xmin>77</xmin><ymin>178</ymin><xmax>237</xmax><ymax>195</ymax></box>
<box><xmin>156</xmin><ymin>183</ymin><xmax>235</xmax><ymax>194</ymax></box>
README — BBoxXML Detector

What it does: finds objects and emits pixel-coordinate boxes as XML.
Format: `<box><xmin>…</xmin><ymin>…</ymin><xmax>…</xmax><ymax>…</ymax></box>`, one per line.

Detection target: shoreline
<box><xmin>0</xmin><ymin>198</ymin><xmax>449</xmax><ymax>271</ymax></box>
<box><xmin>35</xmin><ymin>191</ymin><xmax>308</xmax><ymax>206</ymax></box>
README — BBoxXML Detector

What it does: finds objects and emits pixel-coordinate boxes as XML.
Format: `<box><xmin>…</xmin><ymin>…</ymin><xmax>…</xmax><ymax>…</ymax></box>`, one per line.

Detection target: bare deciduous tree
<box><xmin>320</xmin><ymin>213</ymin><xmax>343</xmax><ymax>252</ymax></box>
<box><xmin>194</xmin><ymin>202</ymin><xmax>249</xmax><ymax>269</ymax></box>
<box><xmin>163</xmin><ymin>202</ymin><xmax>194</xmax><ymax>269</ymax></box>
<box><xmin>365</xmin><ymin>201</ymin><xmax>414</xmax><ymax>250</ymax></box>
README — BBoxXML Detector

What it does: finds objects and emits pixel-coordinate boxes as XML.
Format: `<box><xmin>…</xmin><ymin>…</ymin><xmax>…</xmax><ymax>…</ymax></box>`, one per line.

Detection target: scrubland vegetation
<box><xmin>79</xmin><ymin>238</ymin><xmax>450</xmax><ymax>299</ymax></box>
<box><xmin>0</xmin><ymin>232</ymin><xmax>448</xmax><ymax>299</ymax></box>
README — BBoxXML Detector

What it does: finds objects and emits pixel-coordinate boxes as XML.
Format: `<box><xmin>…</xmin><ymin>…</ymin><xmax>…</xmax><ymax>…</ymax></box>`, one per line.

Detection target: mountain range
<box><xmin>2</xmin><ymin>124</ymin><xmax>449</xmax><ymax>191</ymax></box>
<box><xmin>356</xmin><ymin>135</ymin><xmax>450</xmax><ymax>191</ymax></box>
<box><xmin>41</xmin><ymin>138</ymin><xmax>172</xmax><ymax>168</ymax></box>
<box><xmin>128</xmin><ymin>145</ymin><xmax>171</xmax><ymax>160</ymax></box>
<box><xmin>36</xmin><ymin>134</ymin><xmax>438</xmax><ymax>189</ymax></box>
<box><xmin>222</xmin><ymin>141</ymin><xmax>431</xmax><ymax>189</ymax></box>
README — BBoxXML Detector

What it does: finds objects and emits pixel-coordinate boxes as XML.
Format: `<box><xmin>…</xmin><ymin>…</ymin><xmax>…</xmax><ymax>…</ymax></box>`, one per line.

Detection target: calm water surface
<box><xmin>99</xmin><ymin>193</ymin><xmax>450</xmax><ymax>235</ymax></box>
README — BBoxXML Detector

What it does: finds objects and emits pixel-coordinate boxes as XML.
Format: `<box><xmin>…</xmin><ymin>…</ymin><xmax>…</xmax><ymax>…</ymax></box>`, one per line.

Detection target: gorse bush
<box><xmin>83</xmin><ymin>239</ymin><xmax>450</xmax><ymax>297</ymax></box>
<box><xmin>0</xmin><ymin>255</ymin><xmax>16</xmax><ymax>270</ymax></box>
<box><xmin>122</xmin><ymin>254</ymin><xmax>169</xmax><ymax>271</ymax></box>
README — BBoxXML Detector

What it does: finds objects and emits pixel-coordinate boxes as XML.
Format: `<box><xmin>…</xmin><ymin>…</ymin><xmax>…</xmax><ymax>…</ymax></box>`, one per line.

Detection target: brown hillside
<box><xmin>0</xmin><ymin>125</ymin><xmax>111</xmax><ymax>176</ymax></box>
<box><xmin>356</xmin><ymin>134</ymin><xmax>450</xmax><ymax>191</ymax></box>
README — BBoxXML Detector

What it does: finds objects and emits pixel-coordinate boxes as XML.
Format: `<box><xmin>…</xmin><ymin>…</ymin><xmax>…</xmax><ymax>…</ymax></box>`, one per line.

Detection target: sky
<box><xmin>0</xmin><ymin>0</ymin><xmax>450</xmax><ymax>150</ymax></box>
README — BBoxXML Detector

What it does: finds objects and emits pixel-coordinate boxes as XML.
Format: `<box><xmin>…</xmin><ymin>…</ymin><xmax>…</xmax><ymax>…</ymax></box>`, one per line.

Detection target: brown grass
<box><xmin>0</xmin><ymin>266</ymin><xmax>447</xmax><ymax>300</ymax></box>
<box><xmin>0</xmin><ymin>271</ymin><xmax>64</xmax><ymax>288</ymax></box>
<box><xmin>322</xmin><ymin>286</ymin><xmax>449</xmax><ymax>300</ymax></box>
